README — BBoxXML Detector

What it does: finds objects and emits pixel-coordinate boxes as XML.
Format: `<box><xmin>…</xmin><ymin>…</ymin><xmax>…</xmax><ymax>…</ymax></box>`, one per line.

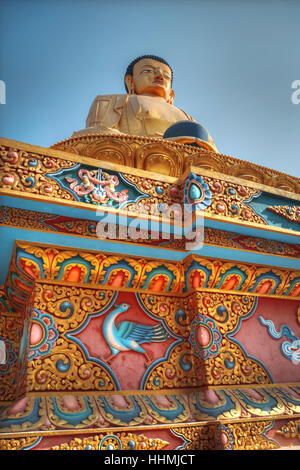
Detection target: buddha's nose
<box><xmin>155</xmin><ymin>68</ymin><xmax>164</xmax><ymax>79</ymax></box>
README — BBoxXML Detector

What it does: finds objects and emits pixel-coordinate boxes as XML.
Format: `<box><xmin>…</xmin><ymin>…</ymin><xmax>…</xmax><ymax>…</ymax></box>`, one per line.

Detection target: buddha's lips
<box><xmin>153</xmin><ymin>79</ymin><xmax>164</xmax><ymax>85</ymax></box>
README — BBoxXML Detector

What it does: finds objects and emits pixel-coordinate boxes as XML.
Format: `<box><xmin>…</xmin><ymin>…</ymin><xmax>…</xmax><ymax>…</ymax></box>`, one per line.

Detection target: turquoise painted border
<box><xmin>1</xmin><ymin>224</ymin><xmax>300</xmax><ymax>286</ymax></box>
<box><xmin>244</xmin><ymin>191</ymin><xmax>300</xmax><ymax>232</ymax></box>
<box><xmin>2</xmin><ymin>194</ymin><xmax>300</xmax><ymax>243</ymax></box>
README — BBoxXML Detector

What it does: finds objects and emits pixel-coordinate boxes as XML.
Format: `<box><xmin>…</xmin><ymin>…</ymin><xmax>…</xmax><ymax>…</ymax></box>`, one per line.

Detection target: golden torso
<box><xmin>120</xmin><ymin>95</ymin><xmax>192</xmax><ymax>137</ymax></box>
<box><xmin>73</xmin><ymin>94</ymin><xmax>193</xmax><ymax>138</ymax></box>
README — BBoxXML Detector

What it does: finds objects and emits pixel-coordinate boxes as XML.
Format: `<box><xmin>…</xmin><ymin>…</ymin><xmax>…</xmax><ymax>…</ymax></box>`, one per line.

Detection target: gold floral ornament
<box><xmin>276</xmin><ymin>419</ymin><xmax>300</xmax><ymax>440</ymax></box>
<box><xmin>227</xmin><ymin>420</ymin><xmax>279</xmax><ymax>450</ymax></box>
<box><xmin>171</xmin><ymin>425</ymin><xmax>217</xmax><ymax>450</ymax></box>
<box><xmin>142</xmin><ymin>291</ymin><xmax>271</xmax><ymax>390</ymax></box>
<box><xmin>52</xmin><ymin>432</ymin><xmax>168</xmax><ymax>450</ymax></box>
<box><xmin>203</xmin><ymin>339</ymin><xmax>271</xmax><ymax>386</ymax></box>
<box><xmin>33</xmin><ymin>282</ymin><xmax>114</xmax><ymax>331</ymax></box>
<box><xmin>26</xmin><ymin>283</ymin><xmax>119</xmax><ymax>393</ymax></box>
<box><xmin>267</xmin><ymin>205</ymin><xmax>300</xmax><ymax>224</ymax></box>
<box><xmin>138</xmin><ymin>292</ymin><xmax>195</xmax><ymax>338</ymax></box>
<box><xmin>26</xmin><ymin>333</ymin><xmax>118</xmax><ymax>393</ymax></box>
<box><xmin>196</xmin><ymin>292</ymin><xmax>257</xmax><ymax>335</ymax></box>
<box><xmin>0</xmin><ymin>436</ymin><xmax>41</xmax><ymax>451</ymax></box>
<box><xmin>172</xmin><ymin>420</ymin><xmax>279</xmax><ymax>450</ymax></box>
<box><xmin>0</xmin><ymin>145</ymin><xmax>74</xmax><ymax>199</ymax></box>
<box><xmin>143</xmin><ymin>341</ymin><xmax>202</xmax><ymax>390</ymax></box>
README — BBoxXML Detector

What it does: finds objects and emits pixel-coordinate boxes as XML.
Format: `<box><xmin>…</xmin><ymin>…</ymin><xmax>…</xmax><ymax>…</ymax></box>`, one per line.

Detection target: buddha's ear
<box><xmin>167</xmin><ymin>89</ymin><xmax>175</xmax><ymax>105</ymax></box>
<box><xmin>125</xmin><ymin>74</ymin><xmax>134</xmax><ymax>94</ymax></box>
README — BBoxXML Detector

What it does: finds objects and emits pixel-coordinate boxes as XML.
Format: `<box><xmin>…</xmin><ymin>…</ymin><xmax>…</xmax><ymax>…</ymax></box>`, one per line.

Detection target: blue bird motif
<box><xmin>101</xmin><ymin>303</ymin><xmax>170</xmax><ymax>367</ymax></box>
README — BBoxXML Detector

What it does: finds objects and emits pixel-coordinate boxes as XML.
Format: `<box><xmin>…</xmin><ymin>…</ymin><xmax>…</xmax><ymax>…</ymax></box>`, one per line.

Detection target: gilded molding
<box><xmin>267</xmin><ymin>205</ymin><xmax>300</xmax><ymax>224</ymax></box>
<box><xmin>171</xmin><ymin>420</ymin><xmax>279</xmax><ymax>450</ymax></box>
<box><xmin>1</xmin><ymin>139</ymin><xmax>300</xmax><ymax>238</ymax></box>
<box><xmin>50</xmin><ymin>134</ymin><xmax>300</xmax><ymax>194</ymax></box>
<box><xmin>276</xmin><ymin>419</ymin><xmax>300</xmax><ymax>440</ymax></box>
<box><xmin>1</xmin><ymin>134</ymin><xmax>299</xmax><ymax>450</ymax></box>
<box><xmin>3</xmin><ymin>241</ymin><xmax>300</xmax><ymax>324</ymax></box>
<box><xmin>0</xmin><ymin>420</ymin><xmax>282</xmax><ymax>450</ymax></box>
<box><xmin>2</xmin><ymin>206</ymin><xmax>300</xmax><ymax>259</ymax></box>
<box><xmin>0</xmin><ymin>436</ymin><xmax>41</xmax><ymax>450</ymax></box>
<box><xmin>1</xmin><ymin>386</ymin><xmax>300</xmax><ymax>434</ymax></box>
<box><xmin>51</xmin><ymin>433</ymin><xmax>169</xmax><ymax>450</ymax></box>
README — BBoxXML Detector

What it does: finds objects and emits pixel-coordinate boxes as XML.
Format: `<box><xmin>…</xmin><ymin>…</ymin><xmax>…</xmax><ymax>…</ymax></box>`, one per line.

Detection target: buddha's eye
<box><xmin>141</xmin><ymin>69</ymin><xmax>153</xmax><ymax>73</ymax></box>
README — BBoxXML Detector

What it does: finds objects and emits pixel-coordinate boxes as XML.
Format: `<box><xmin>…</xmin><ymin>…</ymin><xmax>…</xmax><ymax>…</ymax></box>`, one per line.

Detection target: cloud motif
<box><xmin>258</xmin><ymin>316</ymin><xmax>300</xmax><ymax>365</ymax></box>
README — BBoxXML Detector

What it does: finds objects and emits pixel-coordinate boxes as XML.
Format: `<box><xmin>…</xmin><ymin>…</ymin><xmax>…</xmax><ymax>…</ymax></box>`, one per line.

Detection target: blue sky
<box><xmin>0</xmin><ymin>0</ymin><xmax>299</xmax><ymax>178</ymax></box>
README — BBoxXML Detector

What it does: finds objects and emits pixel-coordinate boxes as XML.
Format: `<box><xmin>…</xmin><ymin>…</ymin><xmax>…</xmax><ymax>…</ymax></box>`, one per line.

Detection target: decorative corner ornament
<box><xmin>46</xmin><ymin>163</ymin><xmax>149</xmax><ymax>209</ymax></box>
<box><xmin>189</xmin><ymin>313</ymin><xmax>222</xmax><ymax>360</ymax></box>
<box><xmin>267</xmin><ymin>205</ymin><xmax>300</xmax><ymax>224</ymax></box>
<box><xmin>184</xmin><ymin>174</ymin><xmax>212</xmax><ymax>210</ymax></box>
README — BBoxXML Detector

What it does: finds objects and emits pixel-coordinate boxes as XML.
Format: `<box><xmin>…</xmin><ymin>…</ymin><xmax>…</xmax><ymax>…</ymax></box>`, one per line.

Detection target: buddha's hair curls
<box><xmin>124</xmin><ymin>55</ymin><xmax>173</xmax><ymax>92</ymax></box>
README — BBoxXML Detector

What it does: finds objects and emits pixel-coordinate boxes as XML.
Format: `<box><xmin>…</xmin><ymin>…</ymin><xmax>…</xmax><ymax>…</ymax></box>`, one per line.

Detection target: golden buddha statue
<box><xmin>73</xmin><ymin>55</ymin><xmax>217</xmax><ymax>152</ymax></box>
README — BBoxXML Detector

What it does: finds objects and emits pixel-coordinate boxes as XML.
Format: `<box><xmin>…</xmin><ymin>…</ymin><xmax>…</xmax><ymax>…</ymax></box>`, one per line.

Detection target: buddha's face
<box><xmin>125</xmin><ymin>58</ymin><xmax>175</xmax><ymax>104</ymax></box>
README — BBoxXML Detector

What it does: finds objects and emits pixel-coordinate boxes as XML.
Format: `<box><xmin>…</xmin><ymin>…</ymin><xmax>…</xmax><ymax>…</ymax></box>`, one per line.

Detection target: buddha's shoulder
<box><xmin>92</xmin><ymin>93</ymin><xmax>128</xmax><ymax>102</ymax></box>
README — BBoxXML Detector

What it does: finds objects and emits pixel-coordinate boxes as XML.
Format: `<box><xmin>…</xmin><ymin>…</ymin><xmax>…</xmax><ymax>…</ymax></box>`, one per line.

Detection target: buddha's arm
<box><xmin>86</xmin><ymin>94</ymin><xmax>128</xmax><ymax>130</ymax></box>
<box><xmin>180</xmin><ymin>109</ymin><xmax>218</xmax><ymax>152</ymax></box>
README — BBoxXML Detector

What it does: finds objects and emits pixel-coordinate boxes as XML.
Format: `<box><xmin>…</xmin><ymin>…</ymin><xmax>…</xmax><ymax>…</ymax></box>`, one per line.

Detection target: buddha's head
<box><xmin>124</xmin><ymin>55</ymin><xmax>175</xmax><ymax>105</ymax></box>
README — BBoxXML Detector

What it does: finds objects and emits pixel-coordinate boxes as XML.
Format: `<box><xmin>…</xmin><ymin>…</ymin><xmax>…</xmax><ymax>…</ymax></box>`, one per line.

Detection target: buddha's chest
<box><xmin>131</xmin><ymin>95</ymin><xmax>188</xmax><ymax>123</ymax></box>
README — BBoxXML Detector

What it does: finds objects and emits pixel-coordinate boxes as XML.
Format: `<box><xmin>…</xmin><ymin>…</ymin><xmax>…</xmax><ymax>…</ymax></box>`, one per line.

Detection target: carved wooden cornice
<box><xmin>51</xmin><ymin>134</ymin><xmax>300</xmax><ymax>194</ymax></box>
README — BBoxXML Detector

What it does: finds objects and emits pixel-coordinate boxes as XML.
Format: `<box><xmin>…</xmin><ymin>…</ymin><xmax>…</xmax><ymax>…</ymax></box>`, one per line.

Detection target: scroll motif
<box><xmin>267</xmin><ymin>205</ymin><xmax>300</xmax><ymax>224</ymax></box>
